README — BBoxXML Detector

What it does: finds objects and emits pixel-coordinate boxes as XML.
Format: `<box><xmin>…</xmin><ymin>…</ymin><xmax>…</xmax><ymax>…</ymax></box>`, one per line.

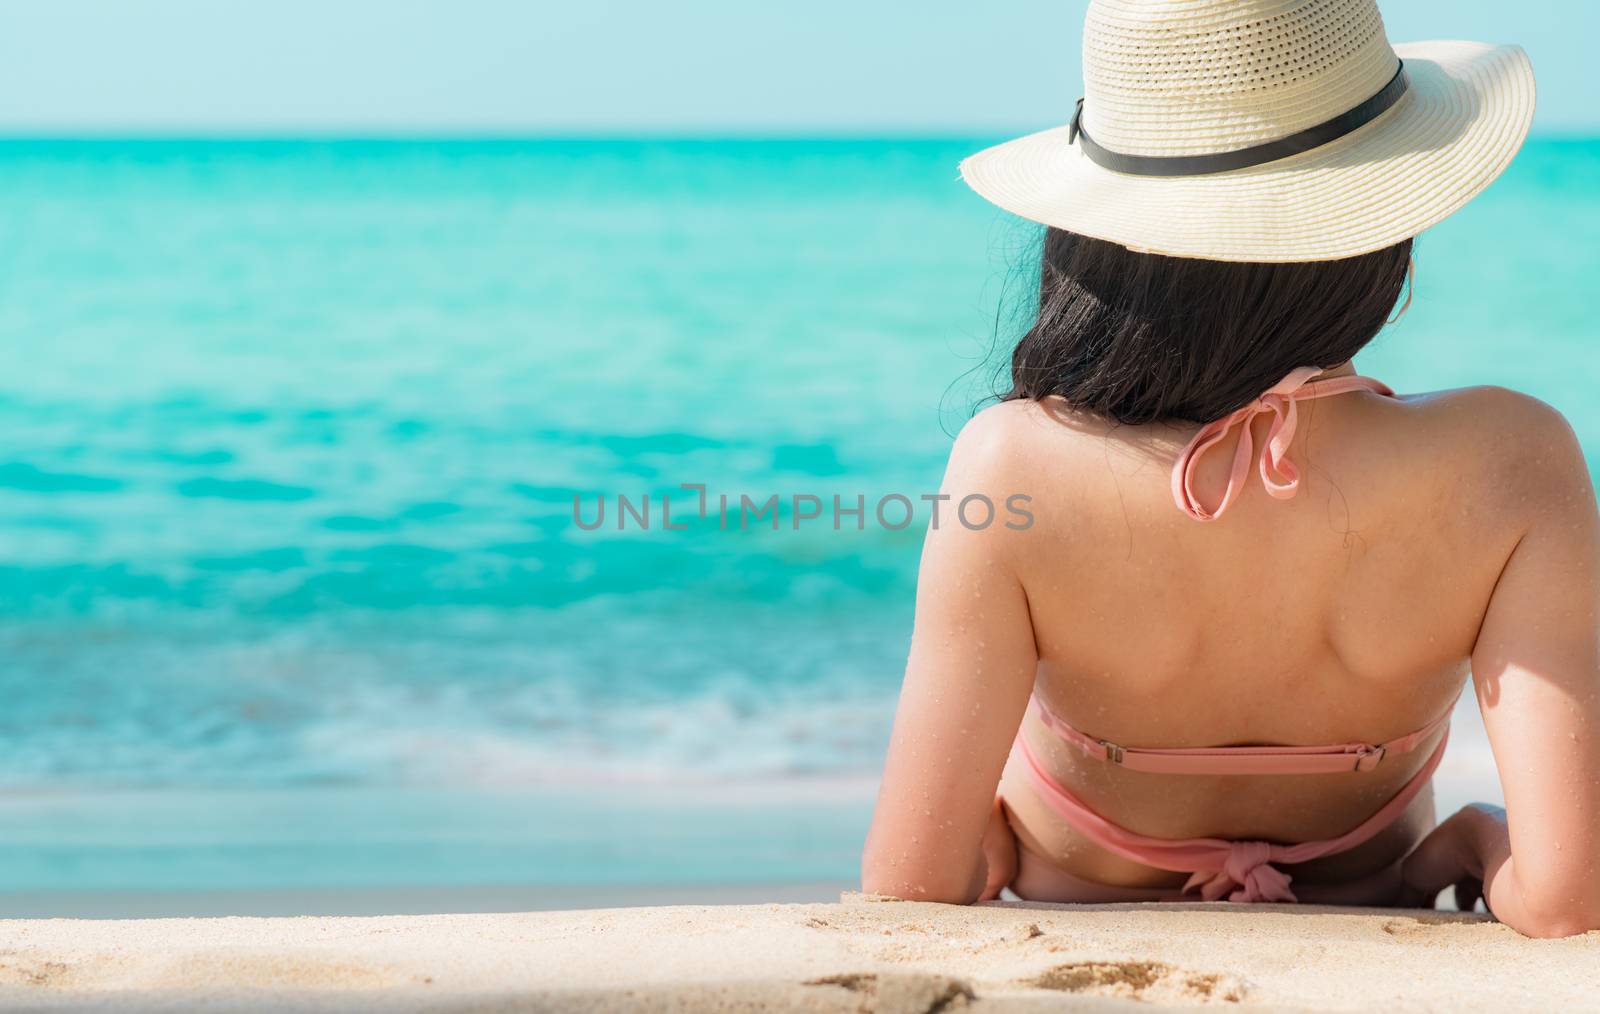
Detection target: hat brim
<box><xmin>958</xmin><ymin>41</ymin><xmax>1535</xmax><ymax>263</ymax></box>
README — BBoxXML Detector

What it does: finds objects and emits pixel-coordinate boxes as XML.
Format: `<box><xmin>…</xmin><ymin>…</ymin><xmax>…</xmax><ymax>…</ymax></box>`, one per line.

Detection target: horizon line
<box><xmin>0</xmin><ymin>128</ymin><xmax>1594</xmax><ymax>144</ymax></box>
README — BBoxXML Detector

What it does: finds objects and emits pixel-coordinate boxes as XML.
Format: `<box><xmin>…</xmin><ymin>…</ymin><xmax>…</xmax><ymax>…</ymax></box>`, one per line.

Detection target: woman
<box><xmin>862</xmin><ymin>0</ymin><xmax>1600</xmax><ymax>938</ymax></box>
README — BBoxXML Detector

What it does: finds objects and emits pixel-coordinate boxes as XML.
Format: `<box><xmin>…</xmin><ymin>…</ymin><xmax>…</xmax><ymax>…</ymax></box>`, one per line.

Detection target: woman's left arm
<box><xmin>861</xmin><ymin>409</ymin><xmax>1041</xmax><ymax>903</ymax></box>
<box><xmin>1401</xmin><ymin>394</ymin><xmax>1600</xmax><ymax>937</ymax></box>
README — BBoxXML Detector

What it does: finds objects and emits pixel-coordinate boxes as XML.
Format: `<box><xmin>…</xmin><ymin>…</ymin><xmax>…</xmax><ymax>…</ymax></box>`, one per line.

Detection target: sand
<box><xmin>1</xmin><ymin>893</ymin><xmax>1595</xmax><ymax>1012</ymax></box>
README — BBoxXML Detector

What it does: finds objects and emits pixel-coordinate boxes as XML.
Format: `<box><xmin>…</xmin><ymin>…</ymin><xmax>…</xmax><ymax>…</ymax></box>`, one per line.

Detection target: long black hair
<box><xmin>1003</xmin><ymin>229</ymin><xmax>1413</xmax><ymax>424</ymax></box>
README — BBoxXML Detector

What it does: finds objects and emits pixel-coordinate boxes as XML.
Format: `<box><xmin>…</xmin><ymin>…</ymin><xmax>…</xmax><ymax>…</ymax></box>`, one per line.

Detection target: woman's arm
<box><xmin>861</xmin><ymin>408</ymin><xmax>1040</xmax><ymax>903</ymax></box>
<box><xmin>1404</xmin><ymin>396</ymin><xmax>1600</xmax><ymax>937</ymax></box>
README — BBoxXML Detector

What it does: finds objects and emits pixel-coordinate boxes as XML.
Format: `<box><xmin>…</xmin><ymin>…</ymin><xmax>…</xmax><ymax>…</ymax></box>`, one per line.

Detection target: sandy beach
<box><xmin>2</xmin><ymin>893</ymin><xmax>1595</xmax><ymax>1012</ymax></box>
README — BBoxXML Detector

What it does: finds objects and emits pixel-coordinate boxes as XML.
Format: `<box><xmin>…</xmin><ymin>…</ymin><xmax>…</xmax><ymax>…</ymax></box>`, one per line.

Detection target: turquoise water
<box><xmin>0</xmin><ymin>138</ymin><xmax>1595</xmax><ymax>894</ymax></box>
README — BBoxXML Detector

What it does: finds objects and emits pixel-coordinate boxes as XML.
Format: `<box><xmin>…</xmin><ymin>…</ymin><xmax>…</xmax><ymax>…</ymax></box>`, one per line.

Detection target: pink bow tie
<box><xmin>1183</xmin><ymin>841</ymin><xmax>1299</xmax><ymax>903</ymax></box>
<box><xmin>1171</xmin><ymin>367</ymin><xmax>1395</xmax><ymax>522</ymax></box>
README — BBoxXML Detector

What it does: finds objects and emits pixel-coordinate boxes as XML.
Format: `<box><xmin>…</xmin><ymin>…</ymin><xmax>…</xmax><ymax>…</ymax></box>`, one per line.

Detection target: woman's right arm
<box><xmin>1405</xmin><ymin>394</ymin><xmax>1600</xmax><ymax>937</ymax></box>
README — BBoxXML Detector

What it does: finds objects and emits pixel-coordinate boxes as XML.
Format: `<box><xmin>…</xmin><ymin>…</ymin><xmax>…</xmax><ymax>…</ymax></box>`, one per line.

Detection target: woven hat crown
<box><xmin>1082</xmin><ymin>0</ymin><xmax>1401</xmax><ymax>158</ymax></box>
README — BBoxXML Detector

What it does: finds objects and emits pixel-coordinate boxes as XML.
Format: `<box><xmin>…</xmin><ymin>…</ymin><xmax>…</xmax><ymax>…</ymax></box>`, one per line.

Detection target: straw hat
<box><xmin>960</xmin><ymin>0</ymin><xmax>1535</xmax><ymax>263</ymax></box>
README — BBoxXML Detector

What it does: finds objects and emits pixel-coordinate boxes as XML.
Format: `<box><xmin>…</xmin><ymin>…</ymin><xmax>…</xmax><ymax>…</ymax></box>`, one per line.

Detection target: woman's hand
<box><xmin>979</xmin><ymin>798</ymin><xmax>1019</xmax><ymax>901</ymax></box>
<box><xmin>1400</xmin><ymin>804</ymin><xmax>1509</xmax><ymax>913</ymax></box>
<box><xmin>1403</xmin><ymin>803</ymin><xmax>1600</xmax><ymax>938</ymax></box>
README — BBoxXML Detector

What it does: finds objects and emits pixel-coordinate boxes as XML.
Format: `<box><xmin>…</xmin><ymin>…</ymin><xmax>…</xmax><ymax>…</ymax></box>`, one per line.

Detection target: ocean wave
<box><xmin>0</xmin><ymin>605</ymin><xmax>905</xmax><ymax>791</ymax></box>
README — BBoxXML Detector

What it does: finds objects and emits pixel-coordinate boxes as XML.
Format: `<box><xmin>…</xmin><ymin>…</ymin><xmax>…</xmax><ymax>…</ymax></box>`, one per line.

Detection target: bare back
<box><xmin>864</xmin><ymin>373</ymin><xmax>1600</xmax><ymax>931</ymax></box>
<box><xmin>999</xmin><ymin>380</ymin><xmax>1521</xmax><ymax>898</ymax></box>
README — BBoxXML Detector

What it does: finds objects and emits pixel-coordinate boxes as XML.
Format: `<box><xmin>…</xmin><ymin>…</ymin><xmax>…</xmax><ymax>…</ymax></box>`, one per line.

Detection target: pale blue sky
<box><xmin>1</xmin><ymin>1</ymin><xmax>1594</xmax><ymax>134</ymax></box>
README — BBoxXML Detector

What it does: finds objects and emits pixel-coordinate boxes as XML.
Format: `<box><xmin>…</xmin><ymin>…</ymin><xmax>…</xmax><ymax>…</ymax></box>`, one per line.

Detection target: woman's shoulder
<box><xmin>952</xmin><ymin>397</ymin><xmax>1142</xmax><ymax>460</ymax></box>
<box><xmin>942</xmin><ymin>398</ymin><xmax>1174</xmax><ymax>536</ymax></box>
<box><xmin>1397</xmin><ymin>383</ymin><xmax>1570</xmax><ymax>430</ymax></box>
<box><xmin>1393</xmin><ymin>384</ymin><xmax>1583</xmax><ymax>480</ymax></box>
<box><xmin>1371</xmin><ymin>384</ymin><xmax>1591</xmax><ymax>538</ymax></box>
<box><xmin>946</xmin><ymin>398</ymin><xmax>1132</xmax><ymax>488</ymax></box>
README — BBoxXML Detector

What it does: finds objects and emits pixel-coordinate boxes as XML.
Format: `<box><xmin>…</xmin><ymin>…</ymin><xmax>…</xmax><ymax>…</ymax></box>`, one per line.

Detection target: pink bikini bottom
<box><xmin>1006</xmin><ymin>703</ymin><xmax>1450</xmax><ymax>904</ymax></box>
<box><xmin>1010</xmin><ymin>841</ymin><xmax>1411</xmax><ymax>907</ymax></box>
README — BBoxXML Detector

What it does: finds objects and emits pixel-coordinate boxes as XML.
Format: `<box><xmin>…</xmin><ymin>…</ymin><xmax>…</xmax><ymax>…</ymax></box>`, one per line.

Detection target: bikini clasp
<box><xmin>1099</xmin><ymin>739</ymin><xmax>1125</xmax><ymax>764</ymax></box>
<box><xmin>1352</xmin><ymin>744</ymin><xmax>1386</xmax><ymax>772</ymax></box>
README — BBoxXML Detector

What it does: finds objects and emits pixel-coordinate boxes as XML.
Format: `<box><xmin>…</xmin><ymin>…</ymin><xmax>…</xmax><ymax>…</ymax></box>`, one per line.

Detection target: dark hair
<box><xmin>1003</xmin><ymin>229</ymin><xmax>1413</xmax><ymax>424</ymax></box>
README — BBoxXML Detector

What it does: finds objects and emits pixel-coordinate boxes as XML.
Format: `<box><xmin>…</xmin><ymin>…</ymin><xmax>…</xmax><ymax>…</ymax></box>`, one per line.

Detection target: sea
<box><xmin>0</xmin><ymin>137</ymin><xmax>1595</xmax><ymax>902</ymax></box>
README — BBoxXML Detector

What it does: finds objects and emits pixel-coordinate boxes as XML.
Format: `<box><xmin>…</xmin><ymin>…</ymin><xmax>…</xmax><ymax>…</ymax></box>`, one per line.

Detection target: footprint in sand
<box><xmin>1</xmin><ymin>948</ymin><xmax>422</xmax><ymax>993</ymax></box>
<box><xmin>1380</xmin><ymin>913</ymin><xmax>1498</xmax><ymax>940</ymax></box>
<box><xmin>0</xmin><ymin>952</ymin><xmax>76</xmax><ymax>988</ymax></box>
<box><xmin>804</xmin><ymin>971</ymin><xmax>976</xmax><ymax>1013</ymax></box>
<box><xmin>1025</xmin><ymin>960</ymin><xmax>1245</xmax><ymax>1004</ymax></box>
<box><xmin>155</xmin><ymin>953</ymin><xmax>421</xmax><ymax>991</ymax></box>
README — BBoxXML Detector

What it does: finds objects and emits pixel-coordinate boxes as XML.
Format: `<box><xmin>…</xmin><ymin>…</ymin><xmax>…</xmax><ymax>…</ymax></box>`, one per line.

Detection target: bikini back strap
<box><xmin>1171</xmin><ymin>368</ymin><xmax>1396</xmax><ymax>522</ymax></box>
<box><xmin>1030</xmin><ymin>695</ymin><xmax>1452</xmax><ymax>776</ymax></box>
